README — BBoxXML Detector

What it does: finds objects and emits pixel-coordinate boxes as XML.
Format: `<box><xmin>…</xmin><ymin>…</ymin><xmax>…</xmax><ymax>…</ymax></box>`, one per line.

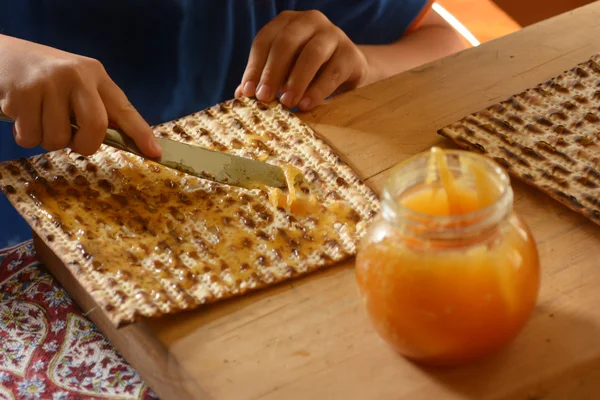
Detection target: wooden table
<box><xmin>35</xmin><ymin>3</ymin><xmax>600</xmax><ymax>399</ymax></box>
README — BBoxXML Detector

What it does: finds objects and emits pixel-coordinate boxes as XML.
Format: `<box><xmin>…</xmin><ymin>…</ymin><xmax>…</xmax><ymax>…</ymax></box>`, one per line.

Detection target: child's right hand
<box><xmin>0</xmin><ymin>35</ymin><xmax>161</xmax><ymax>157</ymax></box>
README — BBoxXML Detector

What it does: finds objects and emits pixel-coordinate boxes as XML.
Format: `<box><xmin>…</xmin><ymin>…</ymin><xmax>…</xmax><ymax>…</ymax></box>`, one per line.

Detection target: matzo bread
<box><xmin>0</xmin><ymin>97</ymin><xmax>379</xmax><ymax>327</ymax></box>
<box><xmin>439</xmin><ymin>54</ymin><xmax>600</xmax><ymax>225</ymax></box>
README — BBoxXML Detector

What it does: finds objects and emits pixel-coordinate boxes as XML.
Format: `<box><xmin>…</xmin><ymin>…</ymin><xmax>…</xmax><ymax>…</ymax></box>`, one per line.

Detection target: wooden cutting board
<box><xmin>35</xmin><ymin>3</ymin><xmax>600</xmax><ymax>399</ymax></box>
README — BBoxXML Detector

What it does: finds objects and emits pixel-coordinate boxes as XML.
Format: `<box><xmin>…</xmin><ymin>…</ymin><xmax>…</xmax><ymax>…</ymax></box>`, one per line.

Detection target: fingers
<box><xmin>2</xmin><ymin>91</ymin><xmax>43</xmax><ymax>149</ymax></box>
<box><xmin>234</xmin><ymin>84</ymin><xmax>243</xmax><ymax>98</ymax></box>
<box><xmin>280</xmin><ymin>31</ymin><xmax>338</xmax><ymax>108</ymax></box>
<box><xmin>297</xmin><ymin>50</ymin><xmax>352</xmax><ymax>111</ymax></box>
<box><xmin>99</xmin><ymin>78</ymin><xmax>161</xmax><ymax>158</ymax></box>
<box><xmin>239</xmin><ymin>11</ymin><xmax>296</xmax><ymax>99</ymax></box>
<box><xmin>40</xmin><ymin>87</ymin><xmax>72</xmax><ymax>152</ymax></box>
<box><xmin>237</xmin><ymin>10</ymin><xmax>366</xmax><ymax>111</ymax></box>
<box><xmin>70</xmin><ymin>88</ymin><xmax>108</xmax><ymax>156</ymax></box>
<box><xmin>0</xmin><ymin>38</ymin><xmax>143</xmax><ymax>157</ymax></box>
<box><xmin>254</xmin><ymin>20</ymin><xmax>317</xmax><ymax>103</ymax></box>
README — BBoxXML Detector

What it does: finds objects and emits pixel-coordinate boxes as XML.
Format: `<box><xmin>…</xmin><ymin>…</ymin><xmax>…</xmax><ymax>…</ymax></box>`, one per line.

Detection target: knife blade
<box><xmin>0</xmin><ymin>111</ymin><xmax>287</xmax><ymax>188</ymax></box>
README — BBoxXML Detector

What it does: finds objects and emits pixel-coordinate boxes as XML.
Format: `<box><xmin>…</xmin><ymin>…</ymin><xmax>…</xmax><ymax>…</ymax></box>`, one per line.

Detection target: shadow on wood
<box><xmin>422</xmin><ymin>306</ymin><xmax>600</xmax><ymax>399</ymax></box>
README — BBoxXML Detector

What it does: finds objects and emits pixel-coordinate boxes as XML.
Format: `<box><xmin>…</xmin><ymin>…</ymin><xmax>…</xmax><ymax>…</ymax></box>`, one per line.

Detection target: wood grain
<box><xmin>35</xmin><ymin>2</ymin><xmax>600</xmax><ymax>399</ymax></box>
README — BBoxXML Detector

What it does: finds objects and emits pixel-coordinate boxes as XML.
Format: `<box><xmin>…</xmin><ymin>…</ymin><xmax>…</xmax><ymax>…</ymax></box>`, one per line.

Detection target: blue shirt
<box><xmin>0</xmin><ymin>0</ymin><xmax>428</xmax><ymax>247</ymax></box>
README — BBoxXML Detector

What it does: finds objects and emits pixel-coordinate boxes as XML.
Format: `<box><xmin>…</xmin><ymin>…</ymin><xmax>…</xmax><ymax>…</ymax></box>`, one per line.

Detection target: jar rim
<box><xmin>381</xmin><ymin>149</ymin><xmax>514</xmax><ymax>237</ymax></box>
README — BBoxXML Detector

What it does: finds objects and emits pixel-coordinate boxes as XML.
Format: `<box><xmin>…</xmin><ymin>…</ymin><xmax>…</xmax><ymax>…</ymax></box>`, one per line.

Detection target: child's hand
<box><xmin>235</xmin><ymin>10</ymin><xmax>369</xmax><ymax>111</ymax></box>
<box><xmin>0</xmin><ymin>35</ymin><xmax>161</xmax><ymax>157</ymax></box>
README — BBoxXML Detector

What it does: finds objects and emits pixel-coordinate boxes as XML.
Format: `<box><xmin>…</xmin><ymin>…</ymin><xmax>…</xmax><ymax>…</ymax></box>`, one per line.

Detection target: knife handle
<box><xmin>0</xmin><ymin>109</ymin><xmax>145</xmax><ymax>158</ymax></box>
<box><xmin>102</xmin><ymin>127</ymin><xmax>145</xmax><ymax>157</ymax></box>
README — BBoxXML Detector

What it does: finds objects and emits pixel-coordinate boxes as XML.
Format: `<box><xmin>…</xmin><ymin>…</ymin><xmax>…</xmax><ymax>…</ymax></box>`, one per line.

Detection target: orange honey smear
<box><xmin>356</xmin><ymin>148</ymin><xmax>540</xmax><ymax>366</ymax></box>
<box><xmin>254</xmin><ymin>165</ymin><xmax>320</xmax><ymax>216</ymax></box>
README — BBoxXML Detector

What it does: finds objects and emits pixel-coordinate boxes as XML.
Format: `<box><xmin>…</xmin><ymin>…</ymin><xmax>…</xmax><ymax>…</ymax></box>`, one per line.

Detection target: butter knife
<box><xmin>0</xmin><ymin>111</ymin><xmax>287</xmax><ymax>188</ymax></box>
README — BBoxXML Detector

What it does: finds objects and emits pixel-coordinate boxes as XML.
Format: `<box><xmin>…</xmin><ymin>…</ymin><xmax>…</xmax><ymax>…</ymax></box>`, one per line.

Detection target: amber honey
<box><xmin>355</xmin><ymin>148</ymin><xmax>540</xmax><ymax>366</ymax></box>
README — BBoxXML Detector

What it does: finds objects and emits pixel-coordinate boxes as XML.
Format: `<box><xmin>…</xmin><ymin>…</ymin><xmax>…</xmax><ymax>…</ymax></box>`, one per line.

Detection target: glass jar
<box><xmin>355</xmin><ymin>148</ymin><xmax>540</xmax><ymax>367</ymax></box>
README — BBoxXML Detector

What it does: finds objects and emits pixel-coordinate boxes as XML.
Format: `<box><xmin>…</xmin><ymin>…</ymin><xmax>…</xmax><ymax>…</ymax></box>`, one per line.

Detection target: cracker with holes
<box><xmin>0</xmin><ymin>97</ymin><xmax>379</xmax><ymax>327</ymax></box>
<box><xmin>439</xmin><ymin>54</ymin><xmax>600</xmax><ymax>225</ymax></box>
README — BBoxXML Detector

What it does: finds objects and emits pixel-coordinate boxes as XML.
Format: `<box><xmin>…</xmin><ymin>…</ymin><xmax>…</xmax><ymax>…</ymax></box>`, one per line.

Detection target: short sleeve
<box><xmin>290</xmin><ymin>0</ymin><xmax>432</xmax><ymax>44</ymax></box>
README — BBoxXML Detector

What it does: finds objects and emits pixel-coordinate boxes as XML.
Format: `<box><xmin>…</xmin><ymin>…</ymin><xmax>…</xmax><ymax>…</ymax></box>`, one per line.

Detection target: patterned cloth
<box><xmin>0</xmin><ymin>241</ymin><xmax>158</xmax><ymax>400</ymax></box>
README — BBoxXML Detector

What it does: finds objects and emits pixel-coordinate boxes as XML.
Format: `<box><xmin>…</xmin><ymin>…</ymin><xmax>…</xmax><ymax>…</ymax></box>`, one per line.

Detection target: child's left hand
<box><xmin>235</xmin><ymin>10</ymin><xmax>369</xmax><ymax>111</ymax></box>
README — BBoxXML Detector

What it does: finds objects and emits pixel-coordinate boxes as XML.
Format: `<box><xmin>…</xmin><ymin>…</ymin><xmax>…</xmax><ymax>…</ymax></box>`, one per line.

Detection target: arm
<box><xmin>358</xmin><ymin>10</ymin><xmax>470</xmax><ymax>85</ymax></box>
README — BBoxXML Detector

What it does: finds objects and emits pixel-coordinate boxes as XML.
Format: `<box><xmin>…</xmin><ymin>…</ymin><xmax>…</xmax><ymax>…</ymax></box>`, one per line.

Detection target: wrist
<box><xmin>357</xmin><ymin>45</ymin><xmax>384</xmax><ymax>86</ymax></box>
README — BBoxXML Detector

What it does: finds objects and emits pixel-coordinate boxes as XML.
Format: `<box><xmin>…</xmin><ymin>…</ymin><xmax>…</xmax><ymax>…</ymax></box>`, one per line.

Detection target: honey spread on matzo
<box><xmin>439</xmin><ymin>54</ymin><xmax>600</xmax><ymax>225</ymax></box>
<box><xmin>0</xmin><ymin>97</ymin><xmax>379</xmax><ymax>327</ymax></box>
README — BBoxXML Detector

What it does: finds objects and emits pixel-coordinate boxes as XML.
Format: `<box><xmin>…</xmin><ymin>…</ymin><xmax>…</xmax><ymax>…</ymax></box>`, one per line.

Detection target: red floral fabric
<box><xmin>0</xmin><ymin>241</ymin><xmax>158</xmax><ymax>400</ymax></box>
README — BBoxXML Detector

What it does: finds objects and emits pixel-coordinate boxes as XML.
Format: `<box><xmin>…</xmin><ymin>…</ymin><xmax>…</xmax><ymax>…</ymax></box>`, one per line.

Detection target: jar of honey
<box><xmin>355</xmin><ymin>148</ymin><xmax>540</xmax><ymax>367</ymax></box>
